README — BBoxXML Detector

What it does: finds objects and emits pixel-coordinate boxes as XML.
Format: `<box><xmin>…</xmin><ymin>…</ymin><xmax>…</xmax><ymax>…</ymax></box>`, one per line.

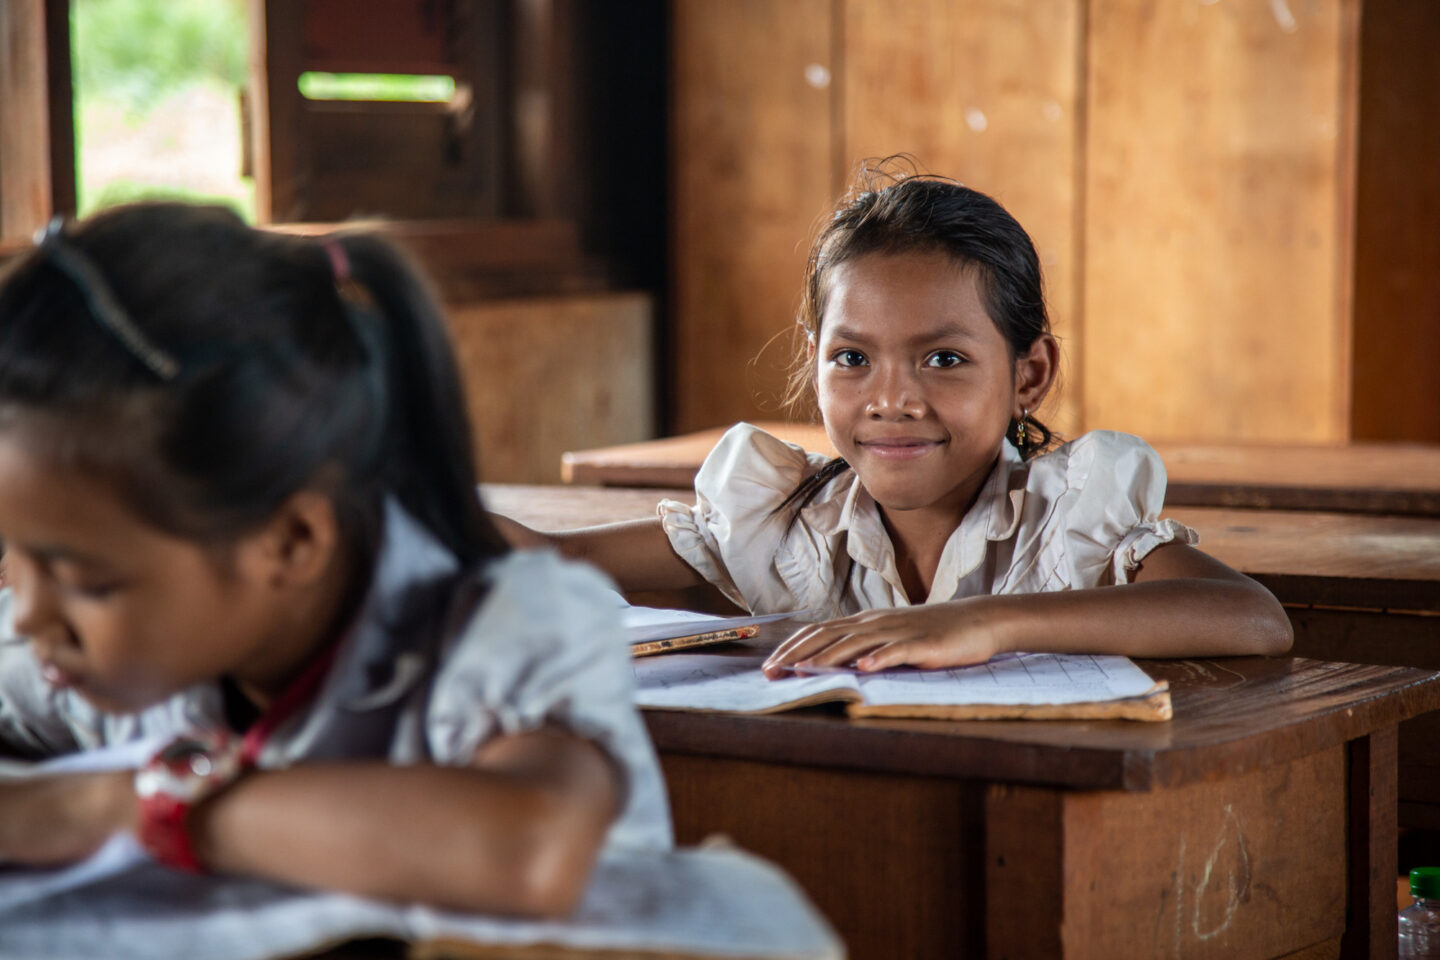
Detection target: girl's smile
<box><xmin>854</xmin><ymin>436</ymin><xmax>946</xmax><ymax>459</ymax></box>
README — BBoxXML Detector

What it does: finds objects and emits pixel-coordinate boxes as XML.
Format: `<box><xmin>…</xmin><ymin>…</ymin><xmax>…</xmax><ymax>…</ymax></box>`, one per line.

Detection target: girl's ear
<box><xmin>253</xmin><ymin>490</ymin><xmax>339</xmax><ymax>589</ymax></box>
<box><xmin>1014</xmin><ymin>334</ymin><xmax>1059</xmax><ymax>412</ymax></box>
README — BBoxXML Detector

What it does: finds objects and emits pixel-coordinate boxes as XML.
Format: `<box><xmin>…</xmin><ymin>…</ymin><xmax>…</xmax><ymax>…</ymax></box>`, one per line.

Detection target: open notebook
<box><xmin>0</xmin><ymin>746</ymin><xmax>842</xmax><ymax>960</ymax></box>
<box><xmin>634</xmin><ymin>650</ymin><xmax>1172</xmax><ymax>722</ymax></box>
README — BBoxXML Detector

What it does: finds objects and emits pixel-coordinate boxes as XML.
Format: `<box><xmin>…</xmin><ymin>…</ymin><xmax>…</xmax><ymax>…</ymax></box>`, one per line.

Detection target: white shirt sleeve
<box><xmin>425</xmin><ymin>551</ymin><xmax>672</xmax><ymax>852</ymax></box>
<box><xmin>0</xmin><ymin>590</ymin><xmax>85</xmax><ymax>758</ymax></box>
<box><xmin>1021</xmin><ymin>431</ymin><xmax>1199</xmax><ymax>590</ymax></box>
<box><xmin>656</xmin><ymin>423</ymin><xmax>834</xmax><ymax>613</ymax></box>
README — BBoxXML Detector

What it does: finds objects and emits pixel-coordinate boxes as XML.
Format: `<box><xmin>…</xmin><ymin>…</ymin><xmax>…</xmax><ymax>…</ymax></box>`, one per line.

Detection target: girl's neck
<box><xmin>877</xmin><ymin>505</ymin><xmax>960</xmax><ymax>603</ymax></box>
<box><xmin>868</xmin><ymin>450</ymin><xmax>1002</xmax><ymax>602</ymax></box>
<box><xmin>231</xmin><ymin>547</ymin><xmax>367</xmax><ymax>713</ymax></box>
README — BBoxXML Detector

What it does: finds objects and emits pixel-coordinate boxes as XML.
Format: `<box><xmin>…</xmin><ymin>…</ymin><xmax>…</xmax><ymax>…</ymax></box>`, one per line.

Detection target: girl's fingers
<box><xmin>762</xmin><ymin>625</ymin><xmax>851</xmax><ymax>677</ymax></box>
<box><xmin>762</xmin><ymin>619</ymin><xmax>914</xmax><ymax>678</ymax></box>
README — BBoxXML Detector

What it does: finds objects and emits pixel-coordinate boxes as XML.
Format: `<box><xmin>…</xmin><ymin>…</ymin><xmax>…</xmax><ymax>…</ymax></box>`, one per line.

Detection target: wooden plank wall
<box><xmin>670</xmin><ymin>0</ymin><xmax>1438</xmax><ymax>445</ymax></box>
<box><xmin>1084</xmin><ymin>0</ymin><xmax>1356</xmax><ymax>443</ymax></box>
<box><xmin>670</xmin><ymin>0</ymin><xmax>835</xmax><ymax>431</ymax></box>
<box><xmin>1349</xmin><ymin>0</ymin><xmax>1440</xmax><ymax>443</ymax></box>
<box><xmin>447</xmin><ymin>294</ymin><xmax>655</xmax><ymax>484</ymax></box>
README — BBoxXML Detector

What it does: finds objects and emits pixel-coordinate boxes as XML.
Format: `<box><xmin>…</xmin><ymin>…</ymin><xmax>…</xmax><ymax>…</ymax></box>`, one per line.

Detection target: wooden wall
<box><xmin>0</xmin><ymin>0</ymin><xmax>74</xmax><ymax>242</ymax></box>
<box><xmin>446</xmin><ymin>293</ymin><xmax>655</xmax><ymax>484</ymax></box>
<box><xmin>670</xmin><ymin>0</ymin><xmax>1440</xmax><ymax>446</ymax></box>
<box><xmin>1083</xmin><ymin>0</ymin><xmax>1357</xmax><ymax>443</ymax></box>
<box><xmin>670</xmin><ymin>0</ymin><xmax>835</xmax><ymax>431</ymax></box>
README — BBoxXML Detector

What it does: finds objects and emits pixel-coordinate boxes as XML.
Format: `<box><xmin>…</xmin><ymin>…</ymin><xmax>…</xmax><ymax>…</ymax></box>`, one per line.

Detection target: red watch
<box><xmin>134</xmin><ymin>730</ymin><xmax>246</xmax><ymax>873</ymax></box>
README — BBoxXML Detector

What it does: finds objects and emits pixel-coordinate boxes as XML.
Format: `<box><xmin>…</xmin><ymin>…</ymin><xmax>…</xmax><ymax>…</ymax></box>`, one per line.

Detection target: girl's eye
<box><xmin>61</xmin><ymin>579</ymin><xmax>122</xmax><ymax>600</ymax></box>
<box><xmin>51</xmin><ymin>564</ymin><xmax>124</xmax><ymax>600</ymax></box>
<box><xmin>832</xmin><ymin>349</ymin><xmax>868</xmax><ymax>368</ymax></box>
<box><xmin>925</xmin><ymin>351</ymin><xmax>965</xmax><ymax>369</ymax></box>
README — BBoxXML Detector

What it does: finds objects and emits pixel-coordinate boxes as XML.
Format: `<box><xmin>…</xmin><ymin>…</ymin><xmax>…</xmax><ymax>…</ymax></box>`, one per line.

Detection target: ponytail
<box><xmin>332</xmin><ymin>233</ymin><xmax>507</xmax><ymax>565</ymax></box>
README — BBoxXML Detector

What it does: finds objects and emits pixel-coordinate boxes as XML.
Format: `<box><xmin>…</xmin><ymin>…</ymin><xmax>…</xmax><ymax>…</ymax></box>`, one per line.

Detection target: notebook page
<box><xmin>0</xmin><ymin>848</ymin><xmax>842</xmax><ymax>960</ymax></box>
<box><xmin>633</xmin><ymin>652</ymin><xmax>855</xmax><ymax>712</ymax></box>
<box><xmin>852</xmin><ymin>653</ymin><xmax>1162</xmax><ymax>707</ymax></box>
<box><xmin>0</xmin><ymin>736</ymin><xmax>165</xmax><ymax>909</ymax></box>
<box><xmin>410</xmin><ymin>846</ymin><xmax>842</xmax><ymax>959</ymax></box>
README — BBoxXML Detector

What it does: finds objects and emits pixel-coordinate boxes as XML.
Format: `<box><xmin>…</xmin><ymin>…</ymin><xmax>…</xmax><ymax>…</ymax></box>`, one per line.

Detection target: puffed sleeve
<box><xmin>1025</xmin><ymin>431</ymin><xmax>1199</xmax><ymax>590</ymax></box>
<box><xmin>657</xmin><ymin>423</ymin><xmax>832</xmax><ymax>612</ymax></box>
<box><xmin>0</xmin><ymin>590</ymin><xmax>84</xmax><ymax>758</ymax></box>
<box><xmin>424</xmin><ymin>551</ymin><xmax>672</xmax><ymax>851</ymax></box>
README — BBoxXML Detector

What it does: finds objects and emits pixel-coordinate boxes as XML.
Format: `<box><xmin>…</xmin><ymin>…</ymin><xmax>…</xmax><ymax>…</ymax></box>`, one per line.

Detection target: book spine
<box><xmin>630</xmin><ymin>625</ymin><xmax>759</xmax><ymax>658</ymax></box>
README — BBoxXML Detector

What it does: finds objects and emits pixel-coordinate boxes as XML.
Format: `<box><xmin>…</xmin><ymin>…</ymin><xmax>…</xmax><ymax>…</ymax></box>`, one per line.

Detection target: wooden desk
<box><xmin>482</xmin><ymin>482</ymin><xmax>1440</xmax><ymax>834</ymax></box>
<box><xmin>645</xmin><ymin>654</ymin><xmax>1440</xmax><ymax>958</ymax></box>
<box><xmin>560</xmin><ymin>422</ymin><xmax>1440</xmax><ymax>517</ymax></box>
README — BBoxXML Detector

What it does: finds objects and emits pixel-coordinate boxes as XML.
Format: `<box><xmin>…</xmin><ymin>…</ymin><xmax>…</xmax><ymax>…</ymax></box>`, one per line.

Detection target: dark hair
<box><xmin>0</xmin><ymin>202</ymin><xmax>507</xmax><ymax>573</ymax></box>
<box><xmin>779</xmin><ymin>159</ymin><xmax>1057</xmax><ymax>515</ymax></box>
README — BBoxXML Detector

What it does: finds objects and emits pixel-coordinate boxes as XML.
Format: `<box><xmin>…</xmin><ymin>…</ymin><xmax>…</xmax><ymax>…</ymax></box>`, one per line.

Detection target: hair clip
<box><xmin>36</xmin><ymin>218</ymin><xmax>181</xmax><ymax>381</ymax></box>
<box><xmin>323</xmin><ymin>237</ymin><xmax>377</xmax><ymax>312</ymax></box>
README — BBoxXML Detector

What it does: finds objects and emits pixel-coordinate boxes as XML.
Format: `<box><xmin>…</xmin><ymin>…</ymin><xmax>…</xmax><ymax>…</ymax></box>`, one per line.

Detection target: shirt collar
<box><xmin>314</xmin><ymin>499</ymin><xmax>462</xmax><ymax>713</ymax></box>
<box><xmin>797</xmin><ymin>441</ymin><xmax>1029</xmax><ymax>595</ymax></box>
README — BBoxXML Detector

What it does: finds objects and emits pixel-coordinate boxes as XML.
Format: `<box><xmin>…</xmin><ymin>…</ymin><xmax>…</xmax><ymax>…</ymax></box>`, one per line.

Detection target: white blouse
<box><xmin>659</xmin><ymin>423</ymin><xmax>1198</xmax><ymax>619</ymax></box>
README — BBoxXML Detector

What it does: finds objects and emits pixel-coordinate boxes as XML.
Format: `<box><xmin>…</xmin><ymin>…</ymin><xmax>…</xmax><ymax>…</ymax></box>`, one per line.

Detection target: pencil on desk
<box><xmin>630</xmin><ymin>625</ymin><xmax>760</xmax><ymax>658</ymax></box>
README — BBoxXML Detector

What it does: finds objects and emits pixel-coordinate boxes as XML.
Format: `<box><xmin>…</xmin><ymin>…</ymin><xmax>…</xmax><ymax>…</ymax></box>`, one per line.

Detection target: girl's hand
<box><xmin>0</xmin><ymin>772</ymin><xmax>136</xmax><ymax>866</ymax></box>
<box><xmin>761</xmin><ymin>600</ymin><xmax>1010</xmax><ymax>680</ymax></box>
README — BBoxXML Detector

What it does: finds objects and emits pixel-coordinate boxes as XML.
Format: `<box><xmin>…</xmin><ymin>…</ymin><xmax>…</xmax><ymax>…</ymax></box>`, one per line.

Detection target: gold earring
<box><xmin>1016</xmin><ymin>408</ymin><xmax>1029</xmax><ymax>448</ymax></box>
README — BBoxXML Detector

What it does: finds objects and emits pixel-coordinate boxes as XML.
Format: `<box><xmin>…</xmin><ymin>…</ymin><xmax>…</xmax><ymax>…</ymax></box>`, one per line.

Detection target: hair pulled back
<box><xmin>0</xmin><ymin>202</ymin><xmax>506</xmax><ymax>569</ymax></box>
<box><xmin>778</xmin><ymin>159</ymin><xmax>1058</xmax><ymax>514</ymax></box>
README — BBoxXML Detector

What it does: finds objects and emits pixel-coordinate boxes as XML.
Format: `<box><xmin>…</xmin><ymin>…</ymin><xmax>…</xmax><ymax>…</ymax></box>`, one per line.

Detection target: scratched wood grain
<box><xmin>989</xmin><ymin>747</ymin><xmax>1346</xmax><ymax>957</ymax></box>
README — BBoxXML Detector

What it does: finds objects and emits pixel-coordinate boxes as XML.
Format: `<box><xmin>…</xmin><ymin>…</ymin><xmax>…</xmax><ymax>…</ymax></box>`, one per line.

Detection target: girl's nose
<box><xmin>865</xmin><ymin>366</ymin><xmax>926</xmax><ymax>419</ymax></box>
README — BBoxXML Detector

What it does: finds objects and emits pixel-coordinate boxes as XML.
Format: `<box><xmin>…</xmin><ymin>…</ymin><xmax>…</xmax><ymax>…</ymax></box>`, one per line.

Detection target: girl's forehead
<box><xmin>0</xmin><ymin>424</ymin><xmax>156</xmax><ymax>546</ymax></box>
<box><xmin>819</xmin><ymin>252</ymin><xmax>997</xmax><ymax>340</ymax></box>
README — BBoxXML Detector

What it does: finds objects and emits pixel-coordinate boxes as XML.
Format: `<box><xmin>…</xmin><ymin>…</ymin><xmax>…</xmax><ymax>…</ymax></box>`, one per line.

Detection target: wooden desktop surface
<box><xmin>644</xmin><ymin>652</ymin><xmax>1440</xmax><ymax>958</ymax></box>
<box><xmin>484</xmin><ymin>482</ymin><xmax>1440</xmax><ymax>956</ymax></box>
<box><xmin>560</xmin><ymin>421</ymin><xmax>1440</xmax><ymax>517</ymax></box>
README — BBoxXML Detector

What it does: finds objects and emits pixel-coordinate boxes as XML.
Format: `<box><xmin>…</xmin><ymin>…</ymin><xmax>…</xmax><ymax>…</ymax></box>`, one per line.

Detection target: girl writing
<box><xmin>497</xmin><ymin>166</ymin><xmax>1292</xmax><ymax>676</ymax></box>
<box><xmin>0</xmin><ymin>204</ymin><xmax>669</xmax><ymax>915</ymax></box>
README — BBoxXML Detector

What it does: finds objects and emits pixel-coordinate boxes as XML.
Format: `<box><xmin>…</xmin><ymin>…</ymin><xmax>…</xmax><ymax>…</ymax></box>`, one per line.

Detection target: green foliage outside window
<box><xmin>72</xmin><ymin>0</ymin><xmax>254</xmax><ymax>221</ymax></box>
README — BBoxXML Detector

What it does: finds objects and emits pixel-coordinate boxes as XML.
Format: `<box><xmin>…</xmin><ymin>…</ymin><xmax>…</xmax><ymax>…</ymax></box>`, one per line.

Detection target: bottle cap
<box><xmin>1411</xmin><ymin>867</ymin><xmax>1440</xmax><ymax>900</ymax></box>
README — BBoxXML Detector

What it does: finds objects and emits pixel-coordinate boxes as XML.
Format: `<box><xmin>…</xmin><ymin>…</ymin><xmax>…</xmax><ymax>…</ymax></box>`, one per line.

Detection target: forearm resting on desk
<box><xmin>764</xmin><ymin>544</ymin><xmax>1293</xmax><ymax>675</ymax></box>
<box><xmin>489</xmin><ymin>514</ymin><xmax>704</xmax><ymax>593</ymax></box>
<box><xmin>193</xmin><ymin>728</ymin><xmax>620</xmax><ymax>917</ymax></box>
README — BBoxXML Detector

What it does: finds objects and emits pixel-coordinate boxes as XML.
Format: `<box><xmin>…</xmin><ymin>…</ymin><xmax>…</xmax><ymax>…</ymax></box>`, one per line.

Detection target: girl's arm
<box><xmin>762</xmin><ymin>543</ymin><xmax>1293</xmax><ymax>677</ymax></box>
<box><xmin>0</xmin><ymin>726</ymin><xmax>621</xmax><ymax>917</ymax></box>
<box><xmin>490</xmin><ymin>514</ymin><xmax>705</xmax><ymax>594</ymax></box>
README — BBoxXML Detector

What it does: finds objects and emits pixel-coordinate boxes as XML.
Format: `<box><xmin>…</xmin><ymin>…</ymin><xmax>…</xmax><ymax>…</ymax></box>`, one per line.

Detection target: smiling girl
<box><xmin>495</xmin><ymin>164</ymin><xmax>1293</xmax><ymax>677</ymax></box>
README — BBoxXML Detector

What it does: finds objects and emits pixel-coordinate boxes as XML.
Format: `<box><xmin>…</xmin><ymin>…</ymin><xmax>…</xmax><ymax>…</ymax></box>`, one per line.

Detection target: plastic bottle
<box><xmin>1400</xmin><ymin>867</ymin><xmax>1440</xmax><ymax>958</ymax></box>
